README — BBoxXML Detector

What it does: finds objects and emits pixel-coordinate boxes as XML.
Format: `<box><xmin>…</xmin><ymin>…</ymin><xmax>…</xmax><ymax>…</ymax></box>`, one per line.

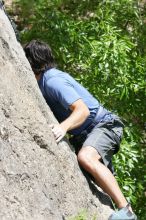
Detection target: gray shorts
<box><xmin>82</xmin><ymin>116</ymin><xmax>124</xmax><ymax>168</ymax></box>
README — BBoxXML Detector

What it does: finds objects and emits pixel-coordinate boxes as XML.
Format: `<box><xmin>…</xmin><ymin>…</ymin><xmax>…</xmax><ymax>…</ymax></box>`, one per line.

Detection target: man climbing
<box><xmin>24</xmin><ymin>40</ymin><xmax>137</xmax><ymax>220</ymax></box>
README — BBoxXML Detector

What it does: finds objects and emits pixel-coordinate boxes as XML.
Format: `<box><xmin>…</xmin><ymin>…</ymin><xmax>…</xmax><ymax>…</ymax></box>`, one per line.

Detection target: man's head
<box><xmin>24</xmin><ymin>40</ymin><xmax>55</xmax><ymax>75</ymax></box>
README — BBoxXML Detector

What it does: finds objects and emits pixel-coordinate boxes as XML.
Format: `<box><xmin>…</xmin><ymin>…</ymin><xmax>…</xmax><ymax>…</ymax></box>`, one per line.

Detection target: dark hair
<box><xmin>24</xmin><ymin>40</ymin><xmax>55</xmax><ymax>75</ymax></box>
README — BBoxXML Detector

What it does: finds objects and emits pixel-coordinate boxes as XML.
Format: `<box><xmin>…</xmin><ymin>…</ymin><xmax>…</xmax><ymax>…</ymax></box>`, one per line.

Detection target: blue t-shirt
<box><xmin>38</xmin><ymin>68</ymin><xmax>101</xmax><ymax>135</ymax></box>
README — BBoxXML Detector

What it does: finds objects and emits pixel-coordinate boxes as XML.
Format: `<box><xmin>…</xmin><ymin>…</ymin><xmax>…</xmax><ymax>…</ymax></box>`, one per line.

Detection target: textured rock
<box><xmin>0</xmin><ymin>8</ymin><xmax>113</xmax><ymax>220</ymax></box>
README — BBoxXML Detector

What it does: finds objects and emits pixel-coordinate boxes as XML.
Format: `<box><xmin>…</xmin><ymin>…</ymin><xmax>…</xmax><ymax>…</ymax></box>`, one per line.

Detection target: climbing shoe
<box><xmin>108</xmin><ymin>203</ymin><xmax>137</xmax><ymax>220</ymax></box>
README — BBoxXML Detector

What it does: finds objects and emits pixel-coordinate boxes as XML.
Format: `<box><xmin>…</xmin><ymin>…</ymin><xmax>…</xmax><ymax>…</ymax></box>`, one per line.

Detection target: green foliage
<box><xmin>68</xmin><ymin>210</ymin><xmax>87</xmax><ymax>220</ymax></box>
<box><xmin>113</xmin><ymin>126</ymin><xmax>146</xmax><ymax>219</ymax></box>
<box><xmin>68</xmin><ymin>210</ymin><xmax>96</xmax><ymax>220</ymax></box>
<box><xmin>13</xmin><ymin>0</ymin><xmax>146</xmax><ymax>218</ymax></box>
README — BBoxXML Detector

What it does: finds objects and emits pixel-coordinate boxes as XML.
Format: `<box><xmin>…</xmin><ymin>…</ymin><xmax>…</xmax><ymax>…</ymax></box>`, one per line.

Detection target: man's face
<box><xmin>35</xmin><ymin>73</ymin><xmax>41</xmax><ymax>81</ymax></box>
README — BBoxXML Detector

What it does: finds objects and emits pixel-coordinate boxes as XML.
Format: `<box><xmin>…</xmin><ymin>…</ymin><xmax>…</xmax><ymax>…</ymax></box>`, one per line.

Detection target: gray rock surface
<box><xmin>0</xmin><ymin>8</ymin><xmax>113</xmax><ymax>220</ymax></box>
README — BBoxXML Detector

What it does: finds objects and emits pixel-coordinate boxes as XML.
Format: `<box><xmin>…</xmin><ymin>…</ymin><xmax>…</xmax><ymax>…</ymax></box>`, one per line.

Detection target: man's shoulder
<box><xmin>44</xmin><ymin>68</ymin><xmax>72</xmax><ymax>87</ymax></box>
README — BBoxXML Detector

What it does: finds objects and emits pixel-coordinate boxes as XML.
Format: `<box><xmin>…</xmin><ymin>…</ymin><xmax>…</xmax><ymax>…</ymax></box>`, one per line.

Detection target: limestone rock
<box><xmin>0</xmin><ymin>8</ymin><xmax>113</xmax><ymax>220</ymax></box>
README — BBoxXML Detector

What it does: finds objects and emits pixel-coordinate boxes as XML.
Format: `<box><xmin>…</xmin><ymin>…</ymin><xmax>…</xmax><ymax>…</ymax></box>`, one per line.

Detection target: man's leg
<box><xmin>77</xmin><ymin>146</ymin><xmax>128</xmax><ymax>209</ymax></box>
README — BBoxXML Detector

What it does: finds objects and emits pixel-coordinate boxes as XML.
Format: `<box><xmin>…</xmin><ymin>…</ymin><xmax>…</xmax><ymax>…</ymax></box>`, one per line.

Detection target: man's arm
<box><xmin>50</xmin><ymin>99</ymin><xmax>90</xmax><ymax>143</ymax></box>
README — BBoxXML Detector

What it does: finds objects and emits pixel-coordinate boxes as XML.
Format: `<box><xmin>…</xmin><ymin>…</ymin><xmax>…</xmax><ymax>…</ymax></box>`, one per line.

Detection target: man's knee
<box><xmin>77</xmin><ymin>146</ymin><xmax>101</xmax><ymax>172</ymax></box>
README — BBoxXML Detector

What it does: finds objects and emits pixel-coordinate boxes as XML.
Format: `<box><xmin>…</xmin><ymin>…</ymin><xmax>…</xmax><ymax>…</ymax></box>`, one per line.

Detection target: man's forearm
<box><xmin>60</xmin><ymin>107</ymin><xmax>89</xmax><ymax>132</ymax></box>
<box><xmin>50</xmin><ymin>99</ymin><xmax>90</xmax><ymax>143</ymax></box>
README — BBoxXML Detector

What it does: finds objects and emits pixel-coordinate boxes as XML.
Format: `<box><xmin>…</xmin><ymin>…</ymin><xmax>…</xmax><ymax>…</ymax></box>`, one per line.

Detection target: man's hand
<box><xmin>49</xmin><ymin>124</ymin><xmax>67</xmax><ymax>143</ymax></box>
<box><xmin>49</xmin><ymin>100</ymin><xmax>89</xmax><ymax>143</ymax></box>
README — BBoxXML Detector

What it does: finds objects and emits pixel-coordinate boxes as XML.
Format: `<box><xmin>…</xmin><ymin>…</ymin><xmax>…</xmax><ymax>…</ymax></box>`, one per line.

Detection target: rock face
<box><xmin>0</xmin><ymin>9</ymin><xmax>113</xmax><ymax>220</ymax></box>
